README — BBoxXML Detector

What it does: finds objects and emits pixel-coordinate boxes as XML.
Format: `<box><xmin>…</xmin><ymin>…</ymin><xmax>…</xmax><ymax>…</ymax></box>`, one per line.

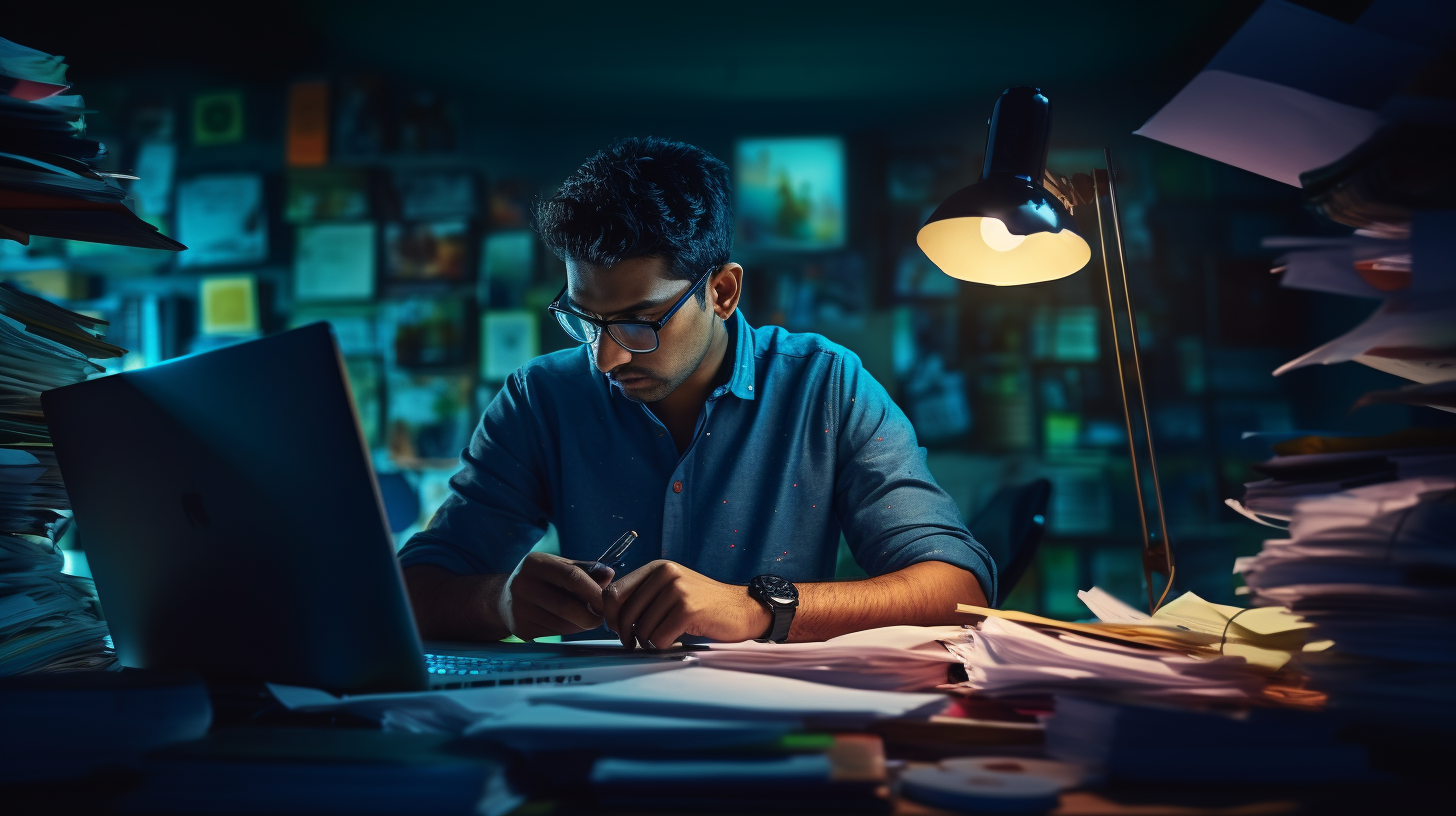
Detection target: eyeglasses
<box><xmin>547</xmin><ymin>264</ymin><xmax>719</xmax><ymax>354</ymax></box>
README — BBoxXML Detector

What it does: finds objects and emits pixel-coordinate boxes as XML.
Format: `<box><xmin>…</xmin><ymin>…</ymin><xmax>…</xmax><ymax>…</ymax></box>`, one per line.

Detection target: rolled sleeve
<box><xmin>831</xmin><ymin>351</ymin><xmax>998</xmax><ymax>603</ymax></box>
<box><xmin>397</xmin><ymin>370</ymin><xmax>551</xmax><ymax>576</ymax></box>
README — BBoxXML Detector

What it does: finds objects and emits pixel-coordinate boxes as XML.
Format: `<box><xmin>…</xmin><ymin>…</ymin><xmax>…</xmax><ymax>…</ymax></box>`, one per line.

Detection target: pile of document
<box><xmin>1</xmin><ymin>283</ymin><xmax>122</xmax><ymax>674</ymax></box>
<box><xmin>1137</xmin><ymin>0</ymin><xmax>1454</xmax><ymax>392</ymax></box>
<box><xmin>696</xmin><ymin>625</ymin><xmax>966</xmax><ymax>691</ymax></box>
<box><xmin>0</xmin><ymin>36</ymin><xmax>182</xmax><ymax>250</ymax></box>
<box><xmin>1233</xmin><ymin>437</ymin><xmax>1456</xmax><ymax>730</ymax></box>
<box><xmin>941</xmin><ymin>589</ymin><xmax>1325</xmax><ymax>708</ymax></box>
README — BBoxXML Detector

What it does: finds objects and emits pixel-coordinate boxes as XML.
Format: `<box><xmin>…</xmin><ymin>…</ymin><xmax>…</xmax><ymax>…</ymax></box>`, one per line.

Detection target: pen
<box><xmin>591</xmin><ymin>530</ymin><xmax>636</xmax><ymax>578</ymax></box>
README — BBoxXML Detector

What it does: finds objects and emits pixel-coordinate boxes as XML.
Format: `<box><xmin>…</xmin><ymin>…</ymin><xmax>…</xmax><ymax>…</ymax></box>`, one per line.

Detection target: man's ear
<box><xmin>710</xmin><ymin>263</ymin><xmax>743</xmax><ymax>320</ymax></box>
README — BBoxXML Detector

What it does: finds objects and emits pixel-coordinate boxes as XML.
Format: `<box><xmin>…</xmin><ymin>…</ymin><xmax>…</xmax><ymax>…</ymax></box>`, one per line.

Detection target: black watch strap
<box><xmin>761</xmin><ymin>605</ymin><xmax>794</xmax><ymax>643</ymax></box>
<box><xmin>749</xmin><ymin>574</ymin><xmax>798</xmax><ymax>643</ymax></box>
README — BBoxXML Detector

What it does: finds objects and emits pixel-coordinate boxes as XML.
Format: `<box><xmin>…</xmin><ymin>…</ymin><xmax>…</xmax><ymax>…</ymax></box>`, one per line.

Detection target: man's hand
<box><xmin>602</xmin><ymin>560</ymin><xmax>771</xmax><ymax>649</ymax></box>
<box><xmin>498</xmin><ymin>552</ymin><xmax>614</xmax><ymax>641</ymax></box>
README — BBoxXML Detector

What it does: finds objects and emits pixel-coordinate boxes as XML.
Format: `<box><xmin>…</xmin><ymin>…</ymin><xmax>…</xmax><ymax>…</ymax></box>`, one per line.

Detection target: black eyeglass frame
<box><xmin>546</xmin><ymin>264</ymin><xmax>720</xmax><ymax>354</ymax></box>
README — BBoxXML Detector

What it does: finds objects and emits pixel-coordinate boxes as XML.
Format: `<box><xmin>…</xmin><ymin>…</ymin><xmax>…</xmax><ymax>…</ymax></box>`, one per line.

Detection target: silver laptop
<box><xmin>41</xmin><ymin>323</ymin><xmax>690</xmax><ymax>694</ymax></box>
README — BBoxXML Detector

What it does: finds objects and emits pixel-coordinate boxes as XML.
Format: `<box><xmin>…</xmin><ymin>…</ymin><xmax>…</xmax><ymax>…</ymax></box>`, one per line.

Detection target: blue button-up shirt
<box><xmin>399</xmin><ymin>311</ymin><xmax>997</xmax><ymax>607</ymax></box>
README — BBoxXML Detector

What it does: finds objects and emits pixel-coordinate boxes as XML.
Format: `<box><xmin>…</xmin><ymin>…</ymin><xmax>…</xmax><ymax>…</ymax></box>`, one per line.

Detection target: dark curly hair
<box><xmin>534</xmin><ymin>136</ymin><xmax>733</xmax><ymax>307</ymax></box>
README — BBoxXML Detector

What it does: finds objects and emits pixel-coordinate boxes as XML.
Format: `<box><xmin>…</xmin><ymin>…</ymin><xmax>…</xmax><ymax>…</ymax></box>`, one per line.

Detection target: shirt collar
<box><xmin>720</xmin><ymin>309</ymin><xmax>757</xmax><ymax>402</ymax></box>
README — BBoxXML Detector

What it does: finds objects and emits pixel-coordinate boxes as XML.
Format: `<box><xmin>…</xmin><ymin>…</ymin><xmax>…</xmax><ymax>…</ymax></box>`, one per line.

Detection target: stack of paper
<box><xmin>0</xmin><ymin>36</ymin><xmax>183</xmax><ymax>250</ymax></box>
<box><xmin>1235</xmin><ymin>474</ymin><xmax>1456</xmax><ymax>730</ymax></box>
<box><xmin>1229</xmin><ymin>431</ymin><xmax>1456</xmax><ymax>522</ymax></box>
<box><xmin>1</xmin><ymin>283</ymin><xmax>121</xmax><ymax>674</ymax></box>
<box><xmin>271</xmin><ymin>665</ymin><xmax>950</xmax><ymax>735</ymax></box>
<box><xmin>1264</xmin><ymin>211</ymin><xmax>1456</xmax><ymax>392</ymax></box>
<box><xmin>1077</xmin><ymin>587</ymin><xmax>1324</xmax><ymax>672</ymax></box>
<box><xmin>942</xmin><ymin>597</ymin><xmax>1325</xmax><ymax>708</ymax></box>
<box><xmin>941</xmin><ymin>616</ymin><xmax>1265</xmax><ymax>706</ymax></box>
<box><xmin>1139</xmin><ymin>2</ymin><xmax>1455</xmax><ymax>393</ymax></box>
<box><xmin>696</xmin><ymin>625</ymin><xmax>965</xmax><ymax>691</ymax></box>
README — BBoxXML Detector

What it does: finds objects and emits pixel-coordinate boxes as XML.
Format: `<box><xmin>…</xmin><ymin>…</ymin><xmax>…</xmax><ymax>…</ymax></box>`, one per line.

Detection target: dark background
<box><xmin>4</xmin><ymin>0</ymin><xmax>1439</xmax><ymax>616</ymax></box>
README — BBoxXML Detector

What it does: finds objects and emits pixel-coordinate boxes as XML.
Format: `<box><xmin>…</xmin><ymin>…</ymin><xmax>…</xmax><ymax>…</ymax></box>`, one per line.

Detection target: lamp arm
<box><xmin>1094</xmin><ymin>151</ymin><xmax>1175</xmax><ymax>614</ymax></box>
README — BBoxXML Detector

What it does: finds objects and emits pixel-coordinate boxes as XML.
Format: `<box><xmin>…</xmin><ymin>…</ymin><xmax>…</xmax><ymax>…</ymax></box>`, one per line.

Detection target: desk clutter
<box><xmin>2</xmin><ymin>614</ymin><xmax>1389</xmax><ymax>813</ymax></box>
<box><xmin>2</xmin><ymin>2</ymin><xmax>1454</xmax><ymax>814</ymax></box>
<box><xmin>1233</xmin><ymin>433</ymin><xmax>1456</xmax><ymax>734</ymax></box>
<box><xmin>0</xmin><ymin>284</ymin><xmax>119</xmax><ymax>675</ymax></box>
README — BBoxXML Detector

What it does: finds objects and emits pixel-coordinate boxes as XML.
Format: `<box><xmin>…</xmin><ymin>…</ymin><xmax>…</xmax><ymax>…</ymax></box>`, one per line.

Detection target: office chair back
<box><xmin>967</xmin><ymin>478</ymin><xmax>1052</xmax><ymax>607</ymax></box>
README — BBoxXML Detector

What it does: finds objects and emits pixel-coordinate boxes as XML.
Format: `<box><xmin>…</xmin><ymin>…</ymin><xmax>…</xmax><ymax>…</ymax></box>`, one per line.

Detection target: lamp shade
<box><xmin>917</xmin><ymin>87</ymin><xmax>1091</xmax><ymax>286</ymax></box>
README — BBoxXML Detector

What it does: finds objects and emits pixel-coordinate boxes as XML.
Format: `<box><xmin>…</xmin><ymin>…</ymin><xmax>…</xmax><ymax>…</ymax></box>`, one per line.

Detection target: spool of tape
<box><xmin>940</xmin><ymin>757</ymin><xmax>1097</xmax><ymax>789</ymax></box>
<box><xmin>899</xmin><ymin>766</ymin><xmax>1061</xmax><ymax>814</ymax></box>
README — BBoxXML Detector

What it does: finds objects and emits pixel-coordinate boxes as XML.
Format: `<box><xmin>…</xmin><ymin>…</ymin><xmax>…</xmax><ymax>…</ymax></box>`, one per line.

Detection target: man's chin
<box><xmin>612</xmin><ymin>377</ymin><xmax>671</xmax><ymax>403</ymax></box>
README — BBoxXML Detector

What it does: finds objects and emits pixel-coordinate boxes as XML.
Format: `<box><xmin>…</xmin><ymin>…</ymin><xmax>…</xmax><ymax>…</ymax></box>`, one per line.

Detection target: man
<box><xmin>401</xmin><ymin>136</ymin><xmax>995</xmax><ymax>649</ymax></box>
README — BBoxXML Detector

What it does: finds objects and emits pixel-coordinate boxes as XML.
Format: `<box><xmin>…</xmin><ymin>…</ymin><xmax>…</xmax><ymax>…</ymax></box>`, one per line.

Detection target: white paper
<box><xmin>1273</xmin><ymin>300</ymin><xmax>1456</xmax><ymax>377</ymax></box>
<box><xmin>697</xmin><ymin>625</ymin><xmax>964</xmax><ymax>692</ymax></box>
<box><xmin>943</xmin><ymin>618</ymin><xmax>1262</xmax><ymax>701</ymax></box>
<box><xmin>1135</xmin><ymin>70</ymin><xmax>1382</xmax><ymax>188</ymax></box>
<box><xmin>1203</xmin><ymin>0</ymin><xmax>1434</xmax><ymax>109</ymax></box>
<box><xmin>1076</xmin><ymin>587</ymin><xmax>1150</xmax><ymax>625</ymax></box>
<box><xmin>544</xmin><ymin>666</ymin><xmax>948</xmax><ymax>726</ymax></box>
<box><xmin>1135</xmin><ymin>0</ymin><xmax>1436</xmax><ymax>187</ymax></box>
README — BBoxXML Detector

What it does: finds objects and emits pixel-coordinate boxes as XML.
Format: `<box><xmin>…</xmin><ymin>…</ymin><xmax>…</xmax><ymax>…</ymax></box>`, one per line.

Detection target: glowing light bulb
<box><xmin>980</xmin><ymin>218</ymin><xmax>1027</xmax><ymax>252</ymax></box>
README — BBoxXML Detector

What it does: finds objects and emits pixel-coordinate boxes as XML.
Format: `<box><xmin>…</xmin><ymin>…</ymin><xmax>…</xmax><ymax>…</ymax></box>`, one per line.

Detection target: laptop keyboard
<box><xmin>424</xmin><ymin>653</ymin><xmax>585</xmax><ymax>689</ymax></box>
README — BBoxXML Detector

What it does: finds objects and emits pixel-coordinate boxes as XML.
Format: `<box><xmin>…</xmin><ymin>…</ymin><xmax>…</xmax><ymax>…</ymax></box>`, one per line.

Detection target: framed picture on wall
<box><xmin>383</xmin><ymin>220</ymin><xmax>471</xmax><ymax>283</ymax></box>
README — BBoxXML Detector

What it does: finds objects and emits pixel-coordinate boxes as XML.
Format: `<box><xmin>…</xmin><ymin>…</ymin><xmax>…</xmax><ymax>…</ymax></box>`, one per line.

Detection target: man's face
<box><xmin>564</xmin><ymin>256</ymin><xmax>717</xmax><ymax>404</ymax></box>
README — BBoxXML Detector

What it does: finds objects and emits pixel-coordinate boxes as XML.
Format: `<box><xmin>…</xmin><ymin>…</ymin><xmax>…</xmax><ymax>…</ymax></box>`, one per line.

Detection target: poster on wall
<box><xmin>734</xmin><ymin>137</ymin><xmax>846</xmax><ymax>251</ymax></box>
<box><xmin>293</xmin><ymin>222</ymin><xmax>376</xmax><ymax>302</ymax></box>
<box><xmin>480</xmin><ymin>310</ymin><xmax>539</xmax><ymax>381</ymax></box>
<box><xmin>198</xmin><ymin>274</ymin><xmax>259</xmax><ymax>336</ymax></box>
<box><xmin>383</xmin><ymin>220</ymin><xmax>470</xmax><ymax>282</ymax></box>
<box><xmin>384</xmin><ymin>297</ymin><xmax>469</xmax><ymax>368</ymax></box>
<box><xmin>175</xmin><ymin>174</ymin><xmax>268</xmax><ymax>267</ymax></box>
<box><xmin>386</xmin><ymin>372</ymin><xmax>473</xmax><ymax>465</ymax></box>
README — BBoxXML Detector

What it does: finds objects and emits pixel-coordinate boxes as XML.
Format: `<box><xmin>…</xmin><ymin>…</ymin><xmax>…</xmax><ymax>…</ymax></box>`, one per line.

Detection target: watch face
<box><xmin>752</xmin><ymin>574</ymin><xmax>798</xmax><ymax>603</ymax></box>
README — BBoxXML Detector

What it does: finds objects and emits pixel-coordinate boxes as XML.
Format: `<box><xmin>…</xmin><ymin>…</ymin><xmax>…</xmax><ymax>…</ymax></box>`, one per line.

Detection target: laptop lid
<box><xmin>42</xmin><ymin>324</ymin><xmax>430</xmax><ymax>693</ymax></box>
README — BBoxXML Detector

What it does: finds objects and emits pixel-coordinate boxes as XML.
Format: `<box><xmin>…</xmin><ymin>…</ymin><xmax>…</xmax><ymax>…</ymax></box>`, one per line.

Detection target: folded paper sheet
<box><xmin>697</xmin><ymin>625</ymin><xmax>963</xmax><ymax>691</ymax></box>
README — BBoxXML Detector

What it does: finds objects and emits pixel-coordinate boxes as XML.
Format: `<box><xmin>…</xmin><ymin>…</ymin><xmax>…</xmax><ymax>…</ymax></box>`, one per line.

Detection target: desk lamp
<box><xmin>917</xmin><ymin>86</ymin><xmax>1175</xmax><ymax>613</ymax></box>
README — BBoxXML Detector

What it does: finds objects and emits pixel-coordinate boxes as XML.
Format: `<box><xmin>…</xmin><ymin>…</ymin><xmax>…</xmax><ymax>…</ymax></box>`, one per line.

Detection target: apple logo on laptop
<box><xmin>181</xmin><ymin>492</ymin><xmax>211</xmax><ymax>530</ymax></box>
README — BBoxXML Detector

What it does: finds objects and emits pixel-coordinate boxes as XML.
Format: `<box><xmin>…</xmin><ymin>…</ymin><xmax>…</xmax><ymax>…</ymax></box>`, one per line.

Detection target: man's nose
<box><xmin>593</xmin><ymin>332</ymin><xmax>631</xmax><ymax>373</ymax></box>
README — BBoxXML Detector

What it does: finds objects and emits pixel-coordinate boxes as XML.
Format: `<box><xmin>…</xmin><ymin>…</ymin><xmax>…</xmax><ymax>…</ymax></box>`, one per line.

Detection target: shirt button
<box><xmin>673</xmin><ymin>481</ymin><xmax>683</xmax><ymax>493</ymax></box>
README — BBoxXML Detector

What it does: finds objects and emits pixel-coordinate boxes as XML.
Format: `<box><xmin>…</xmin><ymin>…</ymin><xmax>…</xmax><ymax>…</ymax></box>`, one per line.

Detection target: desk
<box><xmin>1</xmin><ymin>648</ymin><xmax>1447</xmax><ymax>815</ymax></box>
<box><xmin>5</xmin><ymin>714</ymin><xmax>1447</xmax><ymax>815</ymax></box>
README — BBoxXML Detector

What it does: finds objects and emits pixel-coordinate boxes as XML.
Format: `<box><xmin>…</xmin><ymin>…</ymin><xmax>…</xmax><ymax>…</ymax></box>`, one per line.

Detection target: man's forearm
<box><xmin>403</xmin><ymin>565</ymin><xmax>510</xmax><ymax>642</ymax></box>
<box><xmin>786</xmin><ymin>560</ymin><xmax>987</xmax><ymax>642</ymax></box>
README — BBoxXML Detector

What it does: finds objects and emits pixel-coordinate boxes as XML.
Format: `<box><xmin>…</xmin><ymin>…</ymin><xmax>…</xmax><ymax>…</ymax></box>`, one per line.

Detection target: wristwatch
<box><xmin>748</xmin><ymin>574</ymin><xmax>799</xmax><ymax>643</ymax></box>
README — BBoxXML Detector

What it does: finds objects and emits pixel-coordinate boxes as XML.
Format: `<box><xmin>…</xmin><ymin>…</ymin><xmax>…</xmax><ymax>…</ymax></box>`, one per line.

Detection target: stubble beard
<box><xmin>617</xmin><ymin>313</ymin><xmax>718</xmax><ymax>405</ymax></box>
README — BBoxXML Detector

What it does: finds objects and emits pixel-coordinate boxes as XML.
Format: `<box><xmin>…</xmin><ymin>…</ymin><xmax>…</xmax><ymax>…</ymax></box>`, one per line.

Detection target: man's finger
<box><xmin>517</xmin><ymin>574</ymin><xmax>605</xmax><ymax>631</ymax></box>
<box><xmin>531</xmin><ymin>556</ymin><xmax>608</xmax><ymax>613</ymax></box>
<box><xmin>632</xmin><ymin>593</ymin><xmax>683</xmax><ymax>649</ymax></box>
<box><xmin>516</xmin><ymin>597</ymin><xmax>596</xmax><ymax>639</ymax></box>
<box><xmin>644</xmin><ymin>603</ymin><xmax>692</xmax><ymax>652</ymax></box>
<box><xmin>581</xmin><ymin>561</ymin><xmax>615</xmax><ymax>589</ymax></box>
<box><xmin>614</xmin><ymin>565</ymin><xmax>679</xmax><ymax>647</ymax></box>
<box><xmin>602</xmin><ymin>562</ymin><xmax>658</xmax><ymax>637</ymax></box>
